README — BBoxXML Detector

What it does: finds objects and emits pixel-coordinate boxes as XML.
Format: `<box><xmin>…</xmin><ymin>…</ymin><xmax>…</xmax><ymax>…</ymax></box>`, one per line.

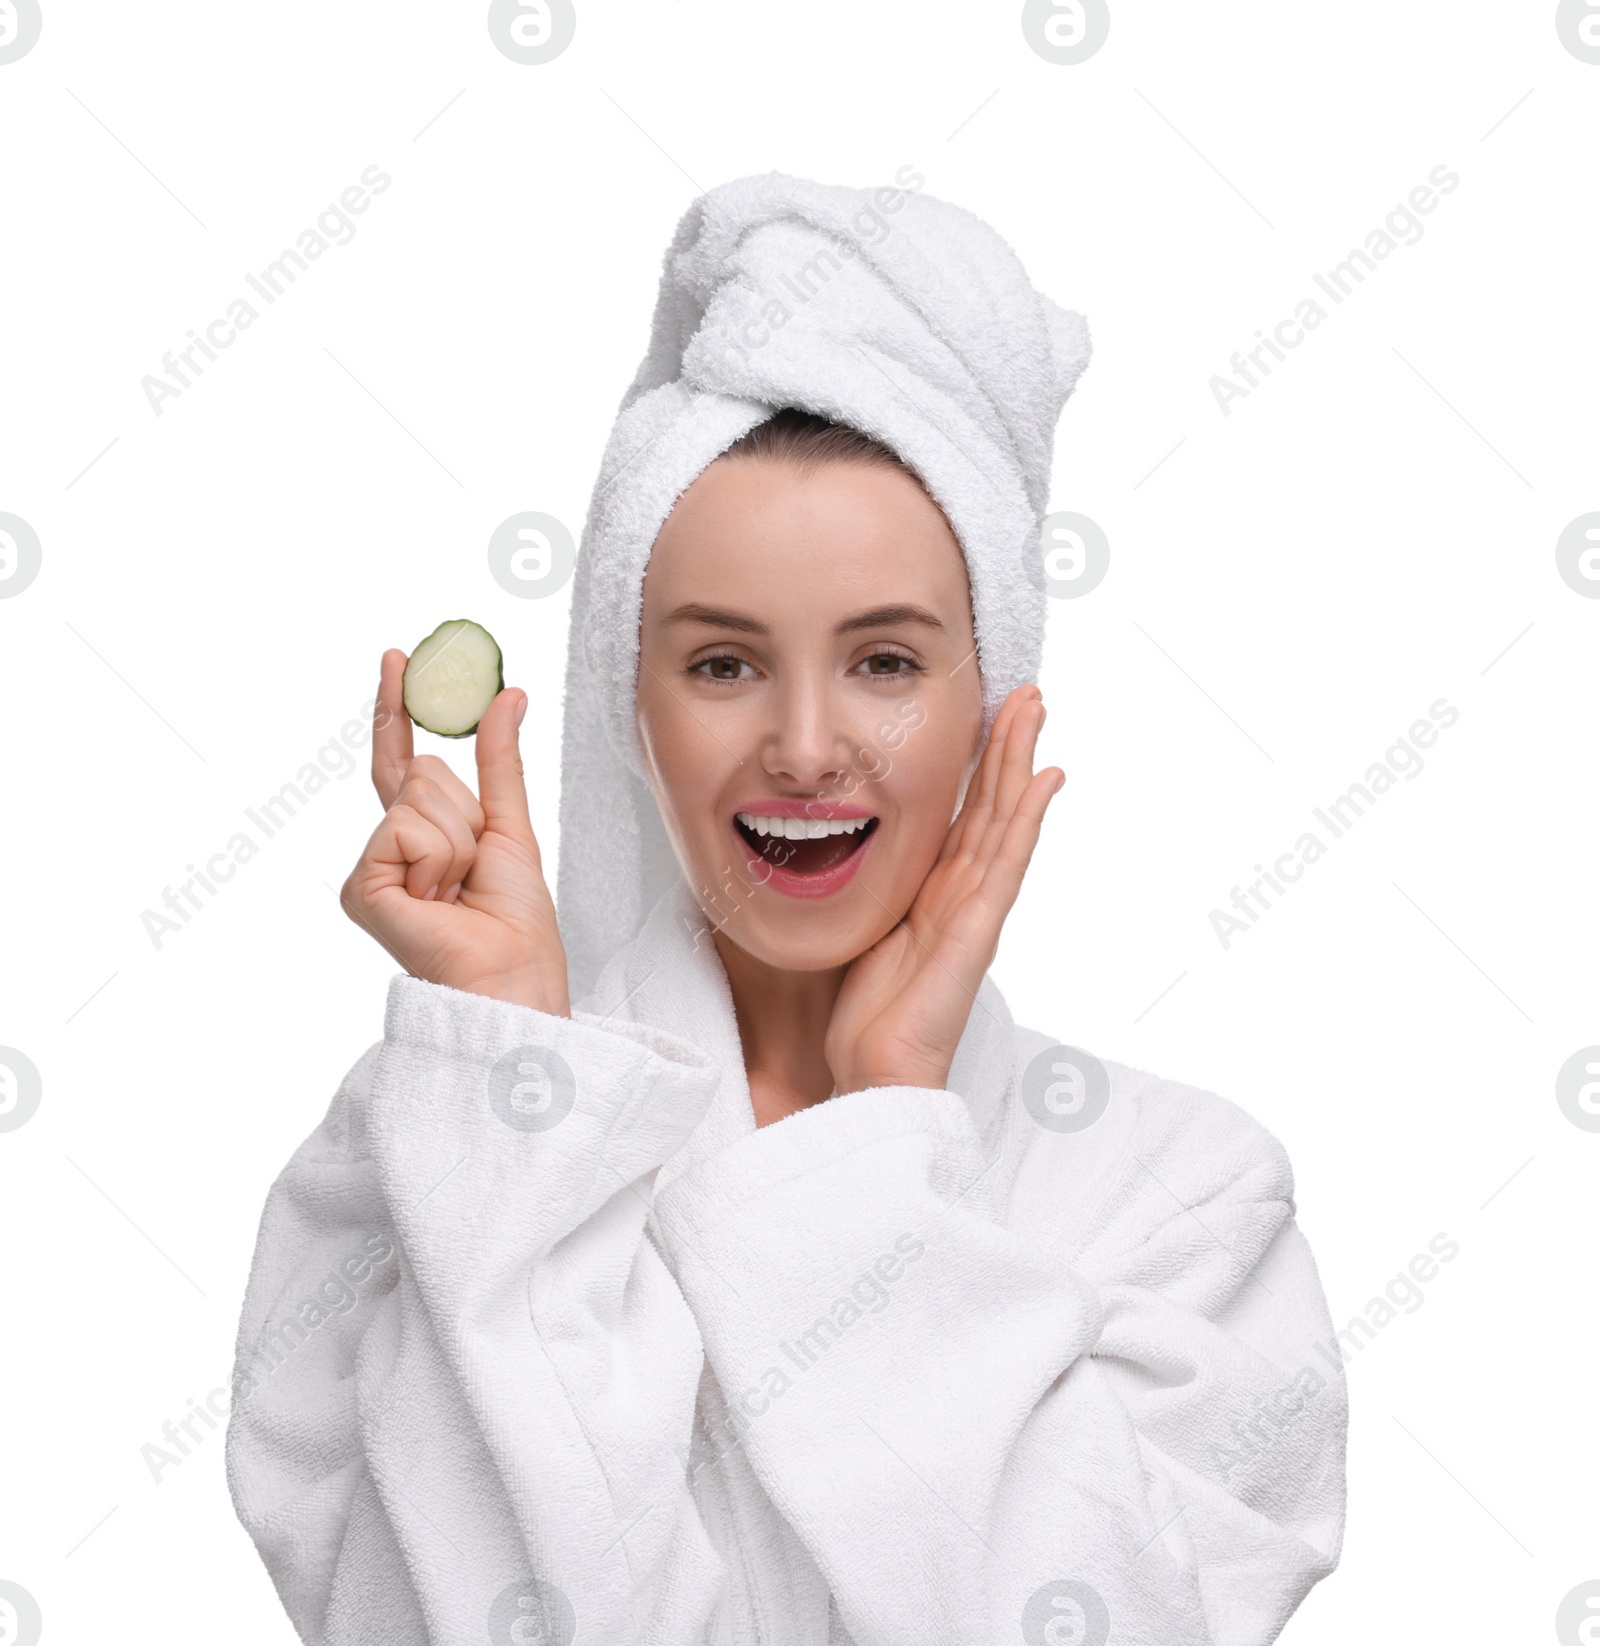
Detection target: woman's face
<box><xmin>636</xmin><ymin>455</ymin><xmax>985</xmax><ymax>972</ymax></box>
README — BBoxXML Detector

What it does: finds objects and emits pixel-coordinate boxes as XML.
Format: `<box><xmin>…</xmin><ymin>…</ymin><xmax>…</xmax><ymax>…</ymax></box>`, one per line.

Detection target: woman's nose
<box><xmin>761</xmin><ymin>676</ymin><xmax>856</xmax><ymax>791</ymax></box>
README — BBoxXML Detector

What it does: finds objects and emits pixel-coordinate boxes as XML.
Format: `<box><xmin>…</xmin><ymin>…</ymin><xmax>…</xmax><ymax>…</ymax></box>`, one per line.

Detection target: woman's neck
<box><xmin>711</xmin><ymin>929</ymin><xmax>848</xmax><ymax>1128</ymax></box>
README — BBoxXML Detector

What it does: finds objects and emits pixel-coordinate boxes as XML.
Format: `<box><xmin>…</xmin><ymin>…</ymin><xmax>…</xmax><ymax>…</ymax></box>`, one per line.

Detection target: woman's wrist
<box><xmin>834</xmin><ymin>1063</ymin><xmax>951</xmax><ymax>1096</ymax></box>
<box><xmin>447</xmin><ymin>965</ymin><xmax>572</xmax><ymax>1018</ymax></box>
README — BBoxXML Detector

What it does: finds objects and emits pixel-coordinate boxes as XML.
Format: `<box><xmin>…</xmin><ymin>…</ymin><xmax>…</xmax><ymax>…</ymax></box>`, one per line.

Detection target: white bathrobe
<box><xmin>225</xmin><ymin>877</ymin><xmax>1346</xmax><ymax>1645</ymax></box>
<box><xmin>226</xmin><ymin>171</ymin><xmax>1345</xmax><ymax>1643</ymax></box>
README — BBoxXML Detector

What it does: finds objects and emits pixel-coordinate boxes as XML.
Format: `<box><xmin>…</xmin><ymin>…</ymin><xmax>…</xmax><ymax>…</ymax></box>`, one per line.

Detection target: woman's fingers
<box><xmin>920</xmin><ymin>689</ymin><xmax>1052</xmax><ymax>961</ymax></box>
<box><xmin>365</xmin><ymin>673</ymin><xmax>535</xmax><ymax>900</ymax></box>
<box><xmin>954</xmin><ymin>684</ymin><xmax>1046</xmax><ymax>862</ymax></box>
<box><xmin>947</xmin><ymin>765</ymin><xmax>1063</xmax><ymax>960</ymax></box>
<box><xmin>372</xmin><ymin>649</ymin><xmax>414</xmax><ymax>811</ymax></box>
<box><xmin>975</xmin><ymin>698</ymin><xmax>1046</xmax><ymax>861</ymax></box>
<box><xmin>393</xmin><ymin>772</ymin><xmax>478</xmax><ymax>897</ymax></box>
<box><xmin>969</xmin><ymin>690</ymin><xmax>1030</xmax><ymax>815</ymax></box>
<box><xmin>984</xmin><ymin>766</ymin><xmax>1062</xmax><ymax>901</ymax></box>
<box><xmin>369</xmin><ymin>643</ymin><xmax>496</xmax><ymax>892</ymax></box>
<box><xmin>474</xmin><ymin>687</ymin><xmax>538</xmax><ymax>853</ymax></box>
<box><xmin>364</xmin><ymin>801</ymin><xmax>458</xmax><ymax>903</ymax></box>
<box><xmin>939</xmin><ymin>686</ymin><xmax>1042</xmax><ymax>867</ymax></box>
<box><xmin>403</xmin><ymin>754</ymin><xmax>487</xmax><ymax>840</ymax></box>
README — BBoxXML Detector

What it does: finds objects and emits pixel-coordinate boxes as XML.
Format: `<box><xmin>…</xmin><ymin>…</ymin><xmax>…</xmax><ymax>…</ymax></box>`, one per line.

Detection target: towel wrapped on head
<box><xmin>557</xmin><ymin>169</ymin><xmax>1093</xmax><ymax>1001</ymax></box>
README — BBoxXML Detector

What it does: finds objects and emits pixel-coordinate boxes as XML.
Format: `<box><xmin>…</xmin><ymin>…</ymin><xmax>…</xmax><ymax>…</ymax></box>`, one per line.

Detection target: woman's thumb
<box><xmin>476</xmin><ymin>688</ymin><xmax>535</xmax><ymax>836</ymax></box>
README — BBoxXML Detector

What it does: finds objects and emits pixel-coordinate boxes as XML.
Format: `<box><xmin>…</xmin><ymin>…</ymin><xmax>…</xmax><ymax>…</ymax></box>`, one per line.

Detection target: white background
<box><xmin>1</xmin><ymin>2</ymin><xmax>1596</xmax><ymax>1641</ymax></box>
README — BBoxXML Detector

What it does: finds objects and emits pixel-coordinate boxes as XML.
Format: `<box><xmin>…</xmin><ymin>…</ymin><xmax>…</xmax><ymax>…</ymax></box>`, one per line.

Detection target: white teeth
<box><xmin>736</xmin><ymin>812</ymin><xmax>873</xmax><ymax>839</ymax></box>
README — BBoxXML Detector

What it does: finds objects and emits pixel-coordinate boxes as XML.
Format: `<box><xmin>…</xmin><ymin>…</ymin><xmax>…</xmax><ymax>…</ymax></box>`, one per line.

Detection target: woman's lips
<box><xmin>730</xmin><ymin>814</ymin><xmax>879</xmax><ymax>900</ymax></box>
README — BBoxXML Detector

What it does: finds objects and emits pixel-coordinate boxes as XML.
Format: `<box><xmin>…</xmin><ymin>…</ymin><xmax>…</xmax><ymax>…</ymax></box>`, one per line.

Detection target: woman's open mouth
<box><xmin>730</xmin><ymin>810</ymin><xmax>880</xmax><ymax>899</ymax></box>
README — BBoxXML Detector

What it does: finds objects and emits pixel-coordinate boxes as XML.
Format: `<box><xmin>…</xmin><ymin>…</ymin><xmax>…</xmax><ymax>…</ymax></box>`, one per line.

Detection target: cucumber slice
<box><xmin>402</xmin><ymin>619</ymin><xmax>504</xmax><ymax>737</ymax></box>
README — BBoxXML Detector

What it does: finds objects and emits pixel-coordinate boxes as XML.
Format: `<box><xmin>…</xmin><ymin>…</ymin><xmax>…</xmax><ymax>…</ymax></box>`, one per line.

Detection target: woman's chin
<box><xmin>705</xmin><ymin>898</ymin><xmax>901</xmax><ymax>975</ymax></box>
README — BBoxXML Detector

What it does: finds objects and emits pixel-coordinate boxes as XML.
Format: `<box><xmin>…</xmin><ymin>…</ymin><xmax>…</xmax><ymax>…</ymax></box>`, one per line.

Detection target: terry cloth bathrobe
<box><xmin>225</xmin><ymin>172</ymin><xmax>1347</xmax><ymax>1646</ymax></box>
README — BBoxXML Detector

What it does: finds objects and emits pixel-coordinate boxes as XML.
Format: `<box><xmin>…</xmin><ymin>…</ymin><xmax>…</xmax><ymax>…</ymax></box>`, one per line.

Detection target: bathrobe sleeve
<box><xmin>648</xmin><ymin>1074</ymin><xmax>1347</xmax><ymax>1646</ymax></box>
<box><xmin>225</xmin><ymin>973</ymin><xmax>729</xmax><ymax>1646</ymax></box>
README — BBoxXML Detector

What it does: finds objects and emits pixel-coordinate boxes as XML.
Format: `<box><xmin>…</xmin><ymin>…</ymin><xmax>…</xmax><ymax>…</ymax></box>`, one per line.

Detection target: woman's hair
<box><xmin>719</xmin><ymin>407</ymin><xmax>929</xmax><ymax>493</ymax></box>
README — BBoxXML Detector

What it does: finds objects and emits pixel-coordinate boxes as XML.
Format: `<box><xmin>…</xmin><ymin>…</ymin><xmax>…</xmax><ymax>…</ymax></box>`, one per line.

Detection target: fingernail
<box><xmin>424</xmin><ymin>883</ymin><xmax>438</xmax><ymax>901</ymax></box>
<box><xmin>514</xmin><ymin>693</ymin><xmax>528</xmax><ymax>728</ymax></box>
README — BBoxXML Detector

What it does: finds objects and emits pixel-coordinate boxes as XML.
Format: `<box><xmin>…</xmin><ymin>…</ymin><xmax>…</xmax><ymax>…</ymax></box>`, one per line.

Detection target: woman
<box><xmin>226</xmin><ymin>173</ymin><xmax>1346</xmax><ymax>1645</ymax></box>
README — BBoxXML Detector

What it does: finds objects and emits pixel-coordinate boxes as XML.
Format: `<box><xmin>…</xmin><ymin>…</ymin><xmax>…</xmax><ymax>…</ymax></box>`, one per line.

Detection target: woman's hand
<box><xmin>340</xmin><ymin>649</ymin><xmax>572</xmax><ymax>1016</ymax></box>
<box><xmin>823</xmin><ymin>685</ymin><xmax>1062</xmax><ymax>1095</ymax></box>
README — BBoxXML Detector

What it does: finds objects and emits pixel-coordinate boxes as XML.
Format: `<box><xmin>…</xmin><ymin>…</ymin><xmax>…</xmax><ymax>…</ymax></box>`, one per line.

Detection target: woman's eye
<box><xmin>860</xmin><ymin>651</ymin><xmax>920</xmax><ymax>676</ymax></box>
<box><xmin>695</xmin><ymin>655</ymin><xmax>751</xmax><ymax>683</ymax></box>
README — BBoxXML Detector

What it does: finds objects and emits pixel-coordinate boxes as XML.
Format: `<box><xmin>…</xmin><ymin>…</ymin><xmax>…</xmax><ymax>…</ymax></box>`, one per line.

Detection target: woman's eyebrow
<box><xmin>837</xmin><ymin>603</ymin><xmax>945</xmax><ymax>635</ymax></box>
<box><xmin>664</xmin><ymin>602</ymin><xmax>944</xmax><ymax>635</ymax></box>
<box><xmin>664</xmin><ymin>603</ymin><xmax>767</xmax><ymax>634</ymax></box>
